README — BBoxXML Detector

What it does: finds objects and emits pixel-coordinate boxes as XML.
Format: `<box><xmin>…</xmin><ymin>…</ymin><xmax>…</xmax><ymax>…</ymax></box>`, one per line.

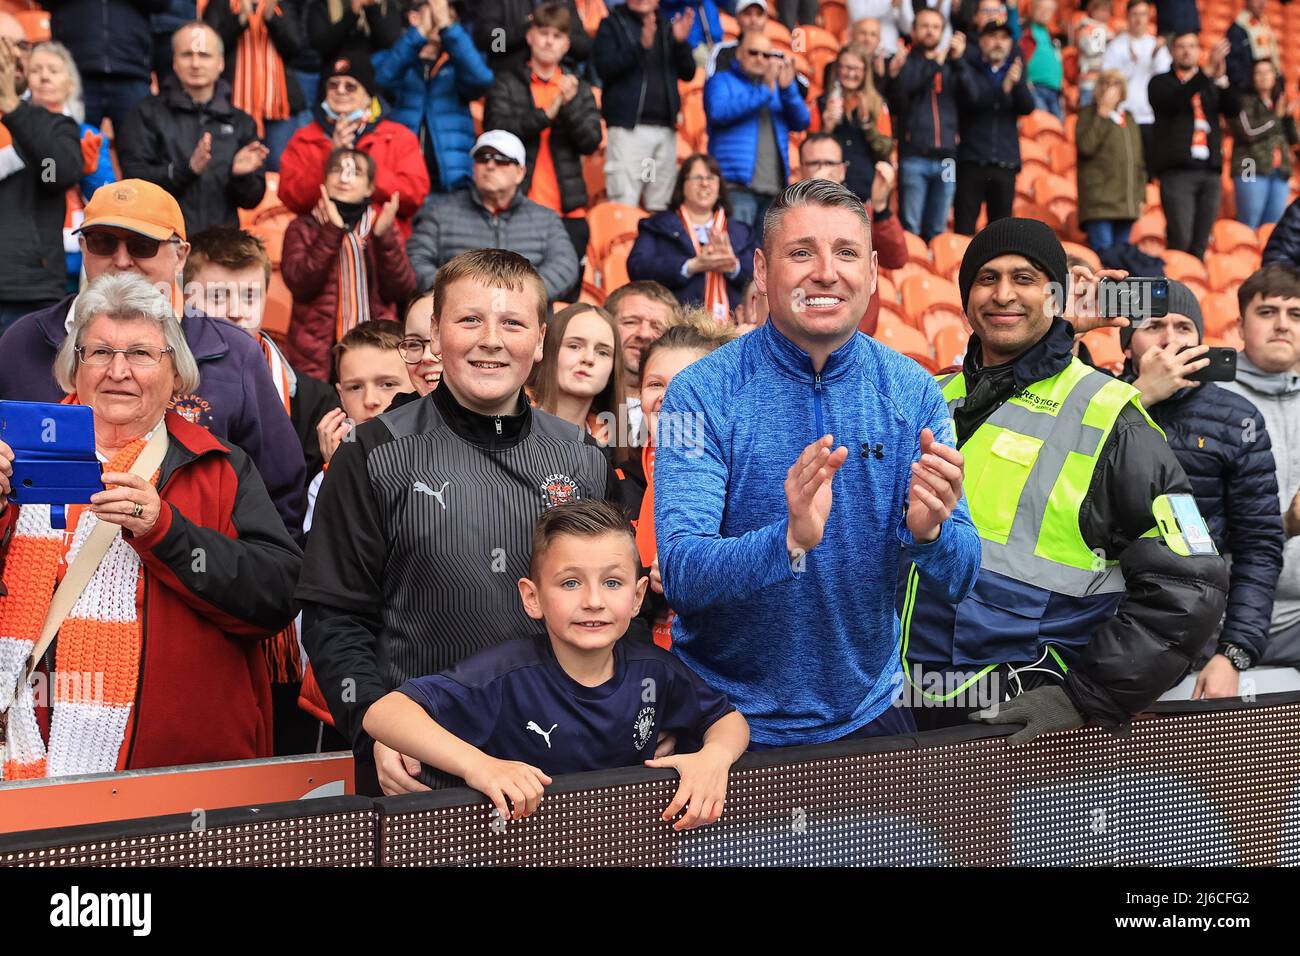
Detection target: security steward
<box><xmin>898</xmin><ymin>218</ymin><xmax>1228</xmax><ymax>742</ymax></box>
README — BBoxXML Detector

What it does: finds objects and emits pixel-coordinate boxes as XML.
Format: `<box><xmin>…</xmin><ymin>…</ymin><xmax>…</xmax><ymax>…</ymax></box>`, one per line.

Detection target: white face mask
<box><xmin>323</xmin><ymin>102</ymin><xmax>369</xmax><ymax>124</ymax></box>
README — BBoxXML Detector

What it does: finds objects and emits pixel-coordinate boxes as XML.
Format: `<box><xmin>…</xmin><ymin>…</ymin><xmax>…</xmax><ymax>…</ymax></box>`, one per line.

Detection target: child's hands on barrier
<box><xmin>464</xmin><ymin>755</ymin><xmax>552</xmax><ymax>821</ymax></box>
<box><xmin>645</xmin><ymin>744</ymin><xmax>732</xmax><ymax>831</ymax></box>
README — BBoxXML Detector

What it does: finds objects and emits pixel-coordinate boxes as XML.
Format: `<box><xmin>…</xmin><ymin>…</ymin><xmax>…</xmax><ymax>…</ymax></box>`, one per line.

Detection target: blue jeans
<box><xmin>727</xmin><ymin>184</ymin><xmax>775</xmax><ymax>235</ymax></box>
<box><xmin>82</xmin><ymin>75</ymin><xmax>153</xmax><ymax>138</ymax></box>
<box><xmin>1030</xmin><ymin>83</ymin><xmax>1063</xmax><ymax>120</ymax></box>
<box><xmin>1235</xmin><ymin>173</ymin><xmax>1291</xmax><ymax>229</ymax></box>
<box><xmin>1083</xmin><ymin>219</ymin><xmax>1133</xmax><ymax>253</ymax></box>
<box><xmin>899</xmin><ymin>155</ymin><xmax>956</xmax><ymax>240</ymax></box>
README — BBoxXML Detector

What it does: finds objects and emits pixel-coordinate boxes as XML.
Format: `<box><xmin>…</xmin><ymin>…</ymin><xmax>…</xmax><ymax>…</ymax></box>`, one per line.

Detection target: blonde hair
<box><xmin>1094</xmin><ymin>68</ymin><xmax>1127</xmax><ymax>105</ymax></box>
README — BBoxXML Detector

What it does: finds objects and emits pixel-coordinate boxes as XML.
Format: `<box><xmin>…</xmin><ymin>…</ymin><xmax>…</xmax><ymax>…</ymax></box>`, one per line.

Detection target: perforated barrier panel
<box><xmin>3</xmin><ymin>699</ymin><xmax>1299</xmax><ymax>866</ymax></box>
<box><xmin>0</xmin><ymin>797</ymin><xmax>376</xmax><ymax>867</ymax></box>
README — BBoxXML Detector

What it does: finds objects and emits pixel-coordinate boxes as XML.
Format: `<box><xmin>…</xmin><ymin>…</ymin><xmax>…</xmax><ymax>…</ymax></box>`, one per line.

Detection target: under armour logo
<box><xmin>526</xmin><ymin>720</ymin><xmax>557</xmax><ymax>748</ymax></box>
<box><xmin>412</xmin><ymin>480</ymin><xmax>449</xmax><ymax>509</ymax></box>
<box><xmin>861</xmin><ymin>442</ymin><xmax>884</xmax><ymax>460</ymax></box>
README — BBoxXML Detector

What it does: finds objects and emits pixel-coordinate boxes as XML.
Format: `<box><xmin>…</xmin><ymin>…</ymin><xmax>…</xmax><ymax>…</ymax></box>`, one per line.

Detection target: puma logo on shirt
<box><xmin>412</xmin><ymin>480</ymin><xmax>450</xmax><ymax>509</ymax></box>
<box><xmin>526</xmin><ymin>720</ymin><xmax>558</xmax><ymax>748</ymax></box>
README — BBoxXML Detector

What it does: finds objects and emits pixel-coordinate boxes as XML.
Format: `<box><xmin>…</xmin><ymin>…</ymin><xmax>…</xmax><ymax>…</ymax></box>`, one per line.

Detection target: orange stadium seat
<box><xmin>819</xmin><ymin>0</ymin><xmax>849</xmax><ymax>39</ymax></box>
<box><xmin>720</xmin><ymin>10</ymin><xmax>738</xmax><ymax>40</ymax></box>
<box><xmin>932</xmin><ymin>323</ymin><xmax>971</xmax><ymax>368</ymax></box>
<box><xmin>887</xmin><ymin>261</ymin><xmax>934</xmax><ymax>288</ymax></box>
<box><xmin>922</xmin><ymin>310</ymin><xmax>964</xmax><ymax>343</ymax></box>
<box><xmin>874</xmin><ymin>315</ymin><xmax>931</xmax><ymax>357</ymax></box>
<box><xmin>903</xmin><ymin>230</ymin><xmax>930</xmax><ymax>265</ymax></box>
<box><xmin>238</xmin><ymin>171</ymin><xmax>280</xmax><ymax>227</ymax></box>
<box><xmin>900</xmin><ymin>273</ymin><xmax>963</xmax><ymax>323</ymax></box>
<box><xmin>793</xmin><ymin>23</ymin><xmax>840</xmax><ymax>55</ymax></box>
<box><xmin>876</xmin><ymin>272</ymin><xmax>898</xmax><ymax>305</ymax></box>
<box><xmin>930</xmin><ymin>232</ymin><xmax>972</xmax><ymax>278</ymax></box>
<box><xmin>1048</xmin><ymin>139</ymin><xmax>1076</xmax><ymax>175</ymax></box>
<box><xmin>1131</xmin><ymin>212</ymin><xmax>1166</xmax><ymax>255</ymax></box>
<box><xmin>681</xmin><ymin>87</ymin><xmax>707</xmax><ymax>151</ymax></box>
<box><xmin>764</xmin><ymin>18</ymin><xmax>793</xmax><ymax>54</ymax></box>
<box><xmin>1162</xmin><ymin>249</ymin><xmax>1209</xmax><ymax>284</ymax></box>
<box><xmin>600</xmin><ymin>236</ymin><xmax>635</xmax><ymax>291</ymax></box>
<box><xmin>1082</xmin><ymin>328</ymin><xmax>1124</xmax><ymax>374</ymax></box>
<box><xmin>1201</xmin><ymin>291</ymin><xmax>1240</xmax><ymax>340</ymax></box>
<box><xmin>583</xmin><ymin>151</ymin><xmax>606</xmax><ymax>205</ymax></box>
<box><xmin>1207</xmin><ymin>251</ymin><xmax>1260</xmax><ymax>291</ymax></box>
<box><xmin>587</xmin><ymin>202</ymin><xmax>648</xmax><ymax>265</ymax></box>
<box><xmin>1032</xmin><ymin>173</ymin><xmax>1077</xmax><ymax>206</ymax></box>
<box><xmin>262</xmin><ymin>271</ymin><xmax>293</xmax><ymax>338</ymax></box>
<box><xmin>1018</xmin><ymin>160</ymin><xmax>1052</xmax><ymax>197</ymax></box>
<box><xmin>1212</xmin><ymin>219</ymin><xmax>1259</xmax><ymax>254</ymax></box>
<box><xmin>1022</xmin><ymin>110</ymin><xmax>1066</xmax><ymax>141</ymax></box>
<box><xmin>16</xmin><ymin>8</ymin><xmax>50</xmax><ymax>41</ymax></box>
<box><xmin>1019</xmin><ymin>138</ymin><xmax>1050</xmax><ymax>166</ymax></box>
<box><xmin>907</xmin><ymin>352</ymin><xmax>941</xmax><ymax>373</ymax></box>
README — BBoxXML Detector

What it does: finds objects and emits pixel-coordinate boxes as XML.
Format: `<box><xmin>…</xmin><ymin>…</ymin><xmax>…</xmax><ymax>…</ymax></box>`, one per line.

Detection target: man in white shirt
<box><xmin>1101</xmin><ymin>0</ymin><xmax>1171</xmax><ymax>166</ymax></box>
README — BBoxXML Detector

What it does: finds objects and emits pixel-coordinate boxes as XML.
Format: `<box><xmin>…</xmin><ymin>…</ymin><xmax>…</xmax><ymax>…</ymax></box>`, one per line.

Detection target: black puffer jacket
<box><xmin>0</xmin><ymin>103</ymin><xmax>84</xmax><ymax>306</ymax></box>
<box><xmin>483</xmin><ymin>63</ymin><xmax>603</xmax><ymax>215</ymax></box>
<box><xmin>48</xmin><ymin>0</ymin><xmax>169</xmax><ymax>81</ymax></box>
<box><xmin>117</xmin><ymin>75</ymin><xmax>267</xmax><ymax>235</ymax></box>
<box><xmin>592</xmin><ymin>3</ymin><xmax>696</xmax><ymax>130</ymax></box>
<box><xmin>1261</xmin><ymin>197</ymin><xmax>1300</xmax><ymax>267</ymax></box>
<box><xmin>1137</xmin><ymin>380</ymin><xmax>1284</xmax><ymax>663</ymax></box>
<box><xmin>956</xmin><ymin>320</ymin><xmax>1229</xmax><ymax>729</ymax></box>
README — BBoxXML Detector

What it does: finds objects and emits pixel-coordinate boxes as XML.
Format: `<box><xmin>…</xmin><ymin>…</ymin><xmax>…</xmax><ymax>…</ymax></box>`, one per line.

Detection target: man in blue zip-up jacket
<box><xmin>703</xmin><ymin>29</ymin><xmax>810</xmax><ymax>230</ymax></box>
<box><xmin>655</xmin><ymin>179</ymin><xmax>981</xmax><ymax>748</ymax></box>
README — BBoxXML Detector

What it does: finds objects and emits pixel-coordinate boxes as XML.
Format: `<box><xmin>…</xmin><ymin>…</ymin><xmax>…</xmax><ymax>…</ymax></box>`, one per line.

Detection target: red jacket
<box><xmin>0</xmin><ymin>412</ymin><xmax>303</xmax><ymax>771</ymax></box>
<box><xmin>280</xmin><ymin>214</ymin><xmax>419</xmax><ymax>379</ymax></box>
<box><xmin>860</xmin><ymin>212</ymin><xmax>909</xmax><ymax>336</ymax></box>
<box><xmin>277</xmin><ymin>117</ymin><xmax>430</xmax><ymax>243</ymax></box>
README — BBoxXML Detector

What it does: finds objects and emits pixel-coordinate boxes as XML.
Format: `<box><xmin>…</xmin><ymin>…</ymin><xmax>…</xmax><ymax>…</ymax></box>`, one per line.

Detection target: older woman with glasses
<box><xmin>0</xmin><ymin>273</ymin><xmax>302</xmax><ymax>779</ymax></box>
<box><xmin>626</xmin><ymin>153</ymin><xmax>757</xmax><ymax>320</ymax></box>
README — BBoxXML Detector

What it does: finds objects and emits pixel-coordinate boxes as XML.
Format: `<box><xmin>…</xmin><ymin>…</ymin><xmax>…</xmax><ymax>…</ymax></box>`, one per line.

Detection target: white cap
<box><xmin>472</xmin><ymin>130</ymin><xmax>527</xmax><ymax>167</ymax></box>
<box><xmin>737</xmin><ymin>0</ymin><xmax>767</xmax><ymax>11</ymax></box>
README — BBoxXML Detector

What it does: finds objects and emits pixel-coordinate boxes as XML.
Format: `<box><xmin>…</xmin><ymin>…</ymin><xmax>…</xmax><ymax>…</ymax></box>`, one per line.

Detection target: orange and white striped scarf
<box><xmin>258</xmin><ymin>330</ymin><xmax>293</xmax><ymax>414</ymax></box>
<box><xmin>336</xmin><ymin>207</ymin><xmax>376</xmax><ymax>343</ymax></box>
<box><xmin>0</xmin><ymin>437</ymin><xmax>158</xmax><ymax>780</ymax></box>
<box><xmin>677</xmin><ymin>206</ymin><xmax>731</xmax><ymax>323</ymax></box>
<box><xmin>633</xmin><ymin>443</ymin><xmax>673</xmax><ymax>649</ymax></box>
<box><xmin>200</xmin><ymin>0</ymin><xmax>292</xmax><ymax>136</ymax></box>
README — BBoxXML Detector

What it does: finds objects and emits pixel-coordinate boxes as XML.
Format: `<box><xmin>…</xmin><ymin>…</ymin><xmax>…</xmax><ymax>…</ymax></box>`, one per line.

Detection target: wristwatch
<box><xmin>1217</xmin><ymin>643</ymin><xmax>1252</xmax><ymax>671</ymax></box>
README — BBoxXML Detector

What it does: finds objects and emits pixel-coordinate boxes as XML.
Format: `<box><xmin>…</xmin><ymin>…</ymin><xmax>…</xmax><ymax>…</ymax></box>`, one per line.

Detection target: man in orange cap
<box><xmin>0</xmin><ymin>178</ymin><xmax>307</xmax><ymax>536</ymax></box>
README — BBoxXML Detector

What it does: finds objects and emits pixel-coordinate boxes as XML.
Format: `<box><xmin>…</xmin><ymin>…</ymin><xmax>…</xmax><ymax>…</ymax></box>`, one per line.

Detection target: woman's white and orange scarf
<box><xmin>677</xmin><ymin>205</ymin><xmax>731</xmax><ymax>323</ymax></box>
<box><xmin>0</xmin><ymin>437</ymin><xmax>158</xmax><ymax>780</ymax></box>
<box><xmin>198</xmin><ymin>0</ymin><xmax>293</xmax><ymax>136</ymax></box>
<box><xmin>336</xmin><ymin>206</ymin><xmax>377</xmax><ymax>343</ymax></box>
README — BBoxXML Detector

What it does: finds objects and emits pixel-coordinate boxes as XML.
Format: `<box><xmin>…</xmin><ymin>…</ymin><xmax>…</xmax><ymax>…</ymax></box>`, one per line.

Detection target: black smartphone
<box><xmin>1097</xmin><ymin>277</ymin><xmax>1169</xmax><ymax>325</ymax></box>
<box><xmin>1184</xmin><ymin>346</ymin><xmax>1238</xmax><ymax>383</ymax></box>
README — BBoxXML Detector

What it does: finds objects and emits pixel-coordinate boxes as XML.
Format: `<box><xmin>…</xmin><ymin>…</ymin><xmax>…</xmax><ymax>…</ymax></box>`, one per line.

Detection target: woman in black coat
<box><xmin>626</xmin><ymin>153</ymin><xmax>756</xmax><ymax>319</ymax></box>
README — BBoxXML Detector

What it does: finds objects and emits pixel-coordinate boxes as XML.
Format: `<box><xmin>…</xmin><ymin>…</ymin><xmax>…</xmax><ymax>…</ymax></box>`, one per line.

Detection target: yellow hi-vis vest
<box><xmin>899</xmin><ymin>357</ymin><xmax>1160</xmax><ymax>697</ymax></box>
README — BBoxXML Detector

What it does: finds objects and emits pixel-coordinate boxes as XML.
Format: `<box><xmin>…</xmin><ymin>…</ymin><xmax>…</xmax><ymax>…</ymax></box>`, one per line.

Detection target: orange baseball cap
<box><xmin>79</xmin><ymin>180</ymin><xmax>187</xmax><ymax>242</ymax></box>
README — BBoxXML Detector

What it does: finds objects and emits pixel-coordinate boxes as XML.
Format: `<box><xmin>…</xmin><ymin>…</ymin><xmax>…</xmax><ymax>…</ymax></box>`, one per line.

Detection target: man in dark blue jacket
<box><xmin>593</xmin><ymin>0</ymin><xmax>697</xmax><ymax>211</ymax></box>
<box><xmin>891</xmin><ymin>8</ymin><xmax>962</xmax><ymax>241</ymax></box>
<box><xmin>1262</xmin><ymin>197</ymin><xmax>1300</xmax><ymax>268</ymax></box>
<box><xmin>952</xmin><ymin>18</ymin><xmax>1033</xmax><ymax>235</ymax></box>
<box><xmin>1122</xmin><ymin>280</ymin><xmax>1284</xmax><ymax>695</ymax></box>
<box><xmin>0</xmin><ymin>179</ymin><xmax>307</xmax><ymax>537</ymax></box>
<box><xmin>49</xmin><ymin>0</ymin><xmax>170</xmax><ymax>135</ymax></box>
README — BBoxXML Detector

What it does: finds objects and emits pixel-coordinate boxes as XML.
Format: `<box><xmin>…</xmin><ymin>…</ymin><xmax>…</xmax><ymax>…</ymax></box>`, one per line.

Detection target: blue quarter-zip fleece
<box><xmin>655</xmin><ymin>320</ymin><xmax>981</xmax><ymax>746</ymax></box>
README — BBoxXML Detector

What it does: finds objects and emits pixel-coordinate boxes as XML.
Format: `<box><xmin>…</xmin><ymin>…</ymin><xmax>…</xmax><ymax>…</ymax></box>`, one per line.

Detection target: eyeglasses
<box><xmin>326</xmin><ymin>78</ymin><xmax>362</xmax><ymax>94</ymax></box>
<box><xmin>82</xmin><ymin>232</ymin><xmax>179</xmax><ymax>260</ymax></box>
<box><xmin>398</xmin><ymin>336</ymin><xmax>440</xmax><ymax>363</ymax></box>
<box><xmin>473</xmin><ymin>152</ymin><xmax>519</xmax><ymax>167</ymax></box>
<box><xmin>76</xmin><ymin>345</ymin><xmax>175</xmax><ymax>367</ymax></box>
<box><xmin>684</xmin><ymin>174</ymin><xmax>720</xmax><ymax>184</ymax></box>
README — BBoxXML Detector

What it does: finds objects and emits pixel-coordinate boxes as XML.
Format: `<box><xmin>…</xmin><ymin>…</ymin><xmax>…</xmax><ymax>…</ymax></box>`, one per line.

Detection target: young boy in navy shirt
<box><xmin>363</xmin><ymin>499</ymin><xmax>750</xmax><ymax>829</ymax></box>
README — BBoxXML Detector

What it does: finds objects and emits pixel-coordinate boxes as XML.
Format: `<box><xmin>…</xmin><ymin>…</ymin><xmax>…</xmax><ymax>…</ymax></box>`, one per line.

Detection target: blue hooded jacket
<box><xmin>372</xmin><ymin>24</ymin><xmax>494</xmax><ymax>194</ymax></box>
<box><xmin>703</xmin><ymin>60</ymin><xmax>811</xmax><ymax>187</ymax></box>
<box><xmin>655</xmin><ymin>320</ymin><xmax>981</xmax><ymax>745</ymax></box>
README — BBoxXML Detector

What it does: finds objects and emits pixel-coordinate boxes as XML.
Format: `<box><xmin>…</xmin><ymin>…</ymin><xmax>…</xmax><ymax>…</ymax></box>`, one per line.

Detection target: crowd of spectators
<box><xmin>1</xmin><ymin>0</ymin><xmax>1300</xmax><ymax>828</ymax></box>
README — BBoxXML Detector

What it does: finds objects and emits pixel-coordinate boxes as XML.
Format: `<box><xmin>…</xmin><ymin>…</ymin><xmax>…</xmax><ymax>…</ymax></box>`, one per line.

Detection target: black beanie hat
<box><xmin>958</xmin><ymin>218</ymin><xmax>1070</xmax><ymax>311</ymax></box>
<box><xmin>325</xmin><ymin>55</ymin><xmax>376</xmax><ymax>97</ymax></box>
<box><xmin>1119</xmin><ymin>278</ymin><xmax>1203</xmax><ymax>349</ymax></box>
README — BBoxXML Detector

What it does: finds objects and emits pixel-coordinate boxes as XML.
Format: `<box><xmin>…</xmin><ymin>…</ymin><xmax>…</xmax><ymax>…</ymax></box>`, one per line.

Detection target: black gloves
<box><xmin>969</xmin><ymin>685</ymin><xmax>1085</xmax><ymax>745</ymax></box>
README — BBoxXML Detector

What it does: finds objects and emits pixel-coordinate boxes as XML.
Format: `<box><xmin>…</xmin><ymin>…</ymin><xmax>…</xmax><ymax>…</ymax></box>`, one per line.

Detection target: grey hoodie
<box><xmin>1222</xmin><ymin>353</ymin><xmax>1300</xmax><ymax>638</ymax></box>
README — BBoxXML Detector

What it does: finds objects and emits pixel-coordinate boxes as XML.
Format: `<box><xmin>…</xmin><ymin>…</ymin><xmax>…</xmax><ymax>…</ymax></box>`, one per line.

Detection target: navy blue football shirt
<box><xmin>397</xmin><ymin>634</ymin><xmax>736</xmax><ymax>777</ymax></box>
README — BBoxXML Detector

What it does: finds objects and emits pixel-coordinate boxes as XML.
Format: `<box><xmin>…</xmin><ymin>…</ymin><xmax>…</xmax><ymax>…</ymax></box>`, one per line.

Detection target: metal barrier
<box><xmin>4</xmin><ymin>695</ymin><xmax>1299</xmax><ymax>867</ymax></box>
